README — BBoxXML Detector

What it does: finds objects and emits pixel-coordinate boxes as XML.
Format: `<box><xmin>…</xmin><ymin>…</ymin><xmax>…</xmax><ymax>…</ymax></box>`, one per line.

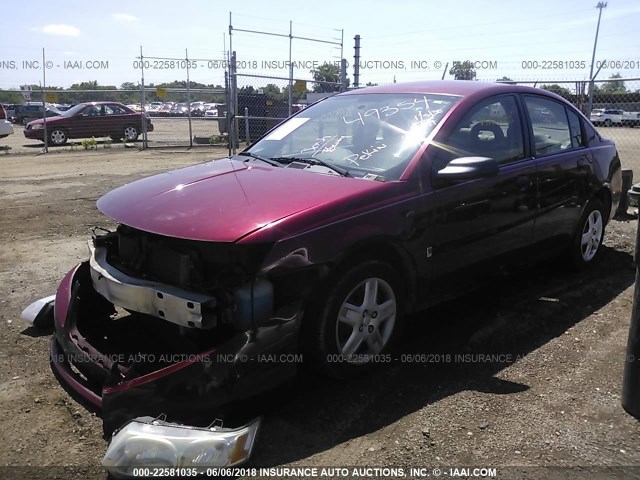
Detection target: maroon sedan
<box><xmin>24</xmin><ymin>101</ymin><xmax>154</xmax><ymax>145</ymax></box>
<box><xmin>22</xmin><ymin>81</ymin><xmax>621</xmax><ymax>474</ymax></box>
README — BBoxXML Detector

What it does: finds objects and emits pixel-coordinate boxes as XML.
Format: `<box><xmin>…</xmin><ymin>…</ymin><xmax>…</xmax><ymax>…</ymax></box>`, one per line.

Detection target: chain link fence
<box><xmin>3</xmin><ymin>68</ymin><xmax>639</xmax><ymax>178</ymax></box>
<box><xmin>1</xmin><ymin>86</ymin><xmax>227</xmax><ymax>151</ymax></box>
<box><xmin>141</xmin><ymin>87</ymin><xmax>226</xmax><ymax>147</ymax></box>
<box><xmin>136</xmin><ymin>49</ymin><xmax>229</xmax><ymax>148</ymax></box>
<box><xmin>225</xmin><ymin>52</ymin><xmax>345</xmax><ymax>153</ymax></box>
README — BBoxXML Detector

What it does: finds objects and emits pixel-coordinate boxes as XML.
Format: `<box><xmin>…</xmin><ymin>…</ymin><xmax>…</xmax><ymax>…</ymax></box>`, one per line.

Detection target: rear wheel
<box><xmin>604</xmin><ymin>118</ymin><xmax>612</xmax><ymax>127</ymax></box>
<box><xmin>571</xmin><ymin>199</ymin><xmax>605</xmax><ymax>267</ymax></box>
<box><xmin>49</xmin><ymin>129</ymin><xmax>67</xmax><ymax>145</ymax></box>
<box><xmin>123</xmin><ymin>126</ymin><xmax>138</xmax><ymax>141</ymax></box>
<box><xmin>303</xmin><ymin>260</ymin><xmax>403</xmax><ymax>378</ymax></box>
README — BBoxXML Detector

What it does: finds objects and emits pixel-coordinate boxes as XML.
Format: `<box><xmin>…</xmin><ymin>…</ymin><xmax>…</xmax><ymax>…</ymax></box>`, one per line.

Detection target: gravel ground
<box><xmin>0</xmin><ymin>149</ymin><xmax>639</xmax><ymax>480</ymax></box>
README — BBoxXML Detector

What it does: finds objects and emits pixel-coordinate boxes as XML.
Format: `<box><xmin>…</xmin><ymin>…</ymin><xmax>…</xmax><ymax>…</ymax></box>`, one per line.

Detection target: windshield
<box><xmin>248</xmin><ymin>93</ymin><xmax>459</xmax><ymax>180</ymax></box>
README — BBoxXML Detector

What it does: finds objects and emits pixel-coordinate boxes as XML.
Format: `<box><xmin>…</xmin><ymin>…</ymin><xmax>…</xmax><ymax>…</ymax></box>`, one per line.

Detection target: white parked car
<box><xmin>590</xmin><ymin>108</ymin><xmax>630</xmax><ymax>127</ymax></box>
<box><xmin>621</xmin><ymin>112</ymin><xmax>640</xmax><ymax>128</ymax></box>
<box><xmin>203</xmin><ymin>103</ymin><xmax>221</xmax><ymax>120</ymax></box>
<box><xmin>0</xmin><ymin>105</ymin><xmax>14</xmax><ymax>138</ymax></box>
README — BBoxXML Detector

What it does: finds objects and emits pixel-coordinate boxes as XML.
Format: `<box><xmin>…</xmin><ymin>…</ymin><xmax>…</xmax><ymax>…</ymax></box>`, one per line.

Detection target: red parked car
<box><xmin>22</xmin><ymin>81</ymin><xmax>622</xmax><ymax>474</ymax></box>
<box><xmin>23</xmin><ymin>101</ymin><xmax>153</xmax><ymax>145</ymax></box>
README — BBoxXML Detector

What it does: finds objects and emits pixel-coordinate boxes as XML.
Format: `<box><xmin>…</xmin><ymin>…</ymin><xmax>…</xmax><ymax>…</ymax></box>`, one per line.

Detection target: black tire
<box><xmin>123</xmin><ymin>126</ymin><xmax>139</xmax><ymax>141</ymax></box>
<box><xmin>49</xmin><ymin>128</ymin><xmax>68</xmax><ymax>146</ymax></box>
<box><xmin>604</xmin><ymin>118</ymin><xmax>612</xmax><ymax>127</ymax></box>
<box><xmin>302</xmin><ymin>260</ymin><xmax>404</xmax><ymax>379</ymax></box>
<box><xmin>570</xmin><ymin>198</ymin><xmax>606</xmax><ymax>268</ymax></box>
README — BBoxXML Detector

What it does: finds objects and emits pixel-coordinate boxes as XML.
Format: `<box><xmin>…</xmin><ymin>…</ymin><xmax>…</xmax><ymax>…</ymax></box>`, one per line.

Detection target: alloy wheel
<box><xmin>580</xmin><ymin>209</ymin><xmax>603</xmax><ymax>262</ymax></box>
<box><xmin>335</xmin><ymin>277</ymin><xmax>396</xmax><ymax>361</ymax></box>
<box><xmin>50</xmin><ymin>129</ymin><xmax>67</xmax><ymax>145</ymax></box>
<box><xmin>124</xmin><ymin>126</ymin><xmax>138</xmax><ymax>141</ymax></box>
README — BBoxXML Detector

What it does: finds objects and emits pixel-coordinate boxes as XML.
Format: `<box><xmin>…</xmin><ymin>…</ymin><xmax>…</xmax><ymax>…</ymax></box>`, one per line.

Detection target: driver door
<box><xmin>428</xmin><ymin>94</ymin><xmax>538</xmax><ymax>283</ymax></box>
<box><xmin>74</xmin><ymin>104</ymin><xmax>104</xmax><ymax>138</ymax></box>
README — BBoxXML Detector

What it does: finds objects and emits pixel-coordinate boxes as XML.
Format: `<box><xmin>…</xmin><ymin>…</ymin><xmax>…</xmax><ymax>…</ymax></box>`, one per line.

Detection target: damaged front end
<box><xmin>26</xmin><ymin>224</ymin><xmax>323</xmax><ymax>471</ymax></box>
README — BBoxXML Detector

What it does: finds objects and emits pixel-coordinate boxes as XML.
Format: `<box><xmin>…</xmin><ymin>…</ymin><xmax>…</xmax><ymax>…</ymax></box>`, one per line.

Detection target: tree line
<box><xmin>0</xmin><ymin>80</ymin><xmax>226</xmax><ymax>105</ymax></box>
<box><xmin>1</xmin><ymin>62</ymin><xmax>636</xmax><ymax>107</ymax></box>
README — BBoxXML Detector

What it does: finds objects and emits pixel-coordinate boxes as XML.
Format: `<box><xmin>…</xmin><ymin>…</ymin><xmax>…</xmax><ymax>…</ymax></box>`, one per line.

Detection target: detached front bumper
<box><xmin>48</xmin><ymin>261</ymin><xmax>301</xmax><ymax>433</ymax></box>
<box><xmin>23</xmin><ymin>251</ymin><xmax>304</xmax><ymax>472</ymax></box>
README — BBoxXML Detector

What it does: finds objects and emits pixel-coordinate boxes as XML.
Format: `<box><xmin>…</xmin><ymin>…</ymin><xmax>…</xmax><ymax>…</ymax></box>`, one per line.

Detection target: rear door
<box><xmin>103</xmin><ymin>104</ymin><xmax>131</xmax><ymax>137</ymax></box>
<box><xmin>522</xmin><ymin>94</ymin><xmax>592</xmax><ymax>248</ymax></box>
<box><xmin>429</xmin><ymin>94</ymin><xmax>538</xmax><ymax>281</ymax></box>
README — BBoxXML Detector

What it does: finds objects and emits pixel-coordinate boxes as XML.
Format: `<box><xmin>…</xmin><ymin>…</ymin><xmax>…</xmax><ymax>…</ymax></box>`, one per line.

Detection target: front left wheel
<box><xmin>49</xmin><ymin>128</ymin><xmax>68</xmax><ymax>145</ymax></box>
<box><xmin>123</xmin><ymin>126</ymin><xmax>139</xmax><ymax>141</ymax></box>
<box><xmin>303</xmin><ymin>260</ymin><xmax>404</xmax><ymax>378</ymax></box>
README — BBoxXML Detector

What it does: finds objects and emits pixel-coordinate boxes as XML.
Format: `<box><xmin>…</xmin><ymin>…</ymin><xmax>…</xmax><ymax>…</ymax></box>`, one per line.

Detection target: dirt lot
<box><xmin>1</xmin><ymin>149</ymin><xmax>640</xmax><ymax>479</ymax></box>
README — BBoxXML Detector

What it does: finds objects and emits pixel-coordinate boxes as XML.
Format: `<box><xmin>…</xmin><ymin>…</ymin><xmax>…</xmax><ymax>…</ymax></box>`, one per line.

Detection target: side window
<box><xmin>567</xmin><ymin>109</ymin><xmax>584</xmax><ymax>148</ymax></box>
<box><xmin>105</xmin><ymin>104</ymin><xmax>126</xmax><ymax>115</ymax></box>
<box><xmin>523</xmin><ymin>96</ymin><xmax>572</xmax><ymax>156</ymax></box>
<box><xmin>83</xmin><ymin>105</ymin><xmax>102</xmax><ymax>116</ymax></box>
<box><xmin>433</xmin><ymin>95</ymin><xmax>524</xmax><ymax>170</ymax></box>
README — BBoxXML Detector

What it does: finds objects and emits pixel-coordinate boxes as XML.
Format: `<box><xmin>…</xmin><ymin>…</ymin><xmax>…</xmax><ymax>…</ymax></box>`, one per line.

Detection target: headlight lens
<box><xmin>102</xmin><ymin>417</ymin><xmax>261</xmax><ymax>478</ymax></box>
<box><xmin>32</xmin><ymin>123</ymin><xmax>44</xmax><ymax>130</ymax></box>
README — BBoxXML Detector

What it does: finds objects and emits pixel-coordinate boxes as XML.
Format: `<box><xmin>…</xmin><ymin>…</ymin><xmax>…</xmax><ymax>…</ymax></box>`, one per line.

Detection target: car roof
<box><xmin>341</xmin><ymin>80</ymin><xmax>564</xmax><ymax>99</ymax></box>
<box><xmin>78</xmin><ymin>101</ymin><xmax>126</xmax><ymax>106</ymax></box>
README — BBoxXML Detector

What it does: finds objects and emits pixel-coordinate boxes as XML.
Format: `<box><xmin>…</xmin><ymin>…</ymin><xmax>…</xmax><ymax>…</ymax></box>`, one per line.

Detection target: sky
<box><xmin>1</xmin><ymin>0</ymin><xmax>639</xmax><ymax>91</ymax></box>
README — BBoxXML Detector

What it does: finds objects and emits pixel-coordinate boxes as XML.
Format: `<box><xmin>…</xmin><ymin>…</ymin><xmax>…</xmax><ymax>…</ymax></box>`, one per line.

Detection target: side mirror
<box><xmin>435</xmin><ymin>156</ymin><xmax>499</xmax><ymax>183</ymax></box>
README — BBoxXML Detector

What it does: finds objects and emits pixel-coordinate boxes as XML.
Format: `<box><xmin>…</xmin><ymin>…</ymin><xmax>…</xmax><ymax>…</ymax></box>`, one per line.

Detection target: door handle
<box><xmin>577</xmin><ymin>157</ymin><xmax>591</xmax><ymax>169</ymax></box>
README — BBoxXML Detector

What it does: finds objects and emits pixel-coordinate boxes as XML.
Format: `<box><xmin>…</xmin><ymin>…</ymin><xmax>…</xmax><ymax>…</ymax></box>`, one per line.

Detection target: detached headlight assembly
<box><xmin>102</xmin><ymin>416</ymin><xmax>261</xmax><ymax>478</ymax></box>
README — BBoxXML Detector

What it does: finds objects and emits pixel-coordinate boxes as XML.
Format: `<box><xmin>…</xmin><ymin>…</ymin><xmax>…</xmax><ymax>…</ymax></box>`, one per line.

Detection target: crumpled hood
<box><xmin>97</xmin><ymin>158</ymin><xmax>382</xmax><ymax>243</ymax></box>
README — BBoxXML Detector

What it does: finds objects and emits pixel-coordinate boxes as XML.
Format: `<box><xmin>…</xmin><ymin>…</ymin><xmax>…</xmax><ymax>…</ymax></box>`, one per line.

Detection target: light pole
<box><xmin>587</xmin><ymin>2</ymin><xmax>607</xmax><ymax>116</ymax></box>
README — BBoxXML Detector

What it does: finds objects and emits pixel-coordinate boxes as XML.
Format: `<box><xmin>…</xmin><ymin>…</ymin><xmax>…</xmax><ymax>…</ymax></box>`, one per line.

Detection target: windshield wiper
<box><xmin>270</xmin><ymin>156</ymin><xmax>352</xmax><ymax>177</ymax></box>
<box><xmin>236</xmin><ymin>152</ymin><xmax>282</xmax><ymax>167</ymax></box>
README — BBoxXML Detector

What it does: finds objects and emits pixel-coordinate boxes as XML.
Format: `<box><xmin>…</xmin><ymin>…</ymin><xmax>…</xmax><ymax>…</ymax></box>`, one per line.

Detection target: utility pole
<box><xmin>587</xmin><ymin>2</ymin><xmax>607</xmax><ymax>116</ymax></box>
<box><xmin>353</xmin><ymin>35</ymin><xmax>361</xmax><ymax>88</ymax></box>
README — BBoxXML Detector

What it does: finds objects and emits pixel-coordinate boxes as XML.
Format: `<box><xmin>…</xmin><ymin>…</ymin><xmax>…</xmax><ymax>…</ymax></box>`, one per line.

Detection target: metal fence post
<box><xmin>288</xmin><ymin>21</ymin><xmax>293</xmax><ymax>116</ymax></box>
<box><xmin>244</xmin><ymin>107</ymin><xmax>250</xmax><ymax>145</ymax></box>
<box><xmin>587</xmin><ymin>63</ymin><xmax>605</xmax><ymax>118</ymax></box>
<box><xmin>140</xmin><ymin>46</ymin><xmax>147</xmax><ymax>149</ymax></box>
<box><xmin>186</xmin><ymin>48</ymin><xmax>193</xmax><ymax>148</ymax></box>
<box><xmin>623</xmin><ymin>201</ymin><xmax>640</xmax><ymax>418</ymax></box>
<box><xmin>41</xmin><ymin>48</ymin><xmax>48</xmax><ymax>153</ymax></box>
<box><xmin>587</xmin><ymin>80</ymin><xmax>595</xmax><ymax>118</ymax></box>
<box><xmin>230</xmin><ymin>51</ymin><xmax>238</xmax><ymax>155</ymax></box>
<box><xmin>225</xmin><ymin>70</ymin><xmax>231</xmax><ymax>157</ymax></box>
